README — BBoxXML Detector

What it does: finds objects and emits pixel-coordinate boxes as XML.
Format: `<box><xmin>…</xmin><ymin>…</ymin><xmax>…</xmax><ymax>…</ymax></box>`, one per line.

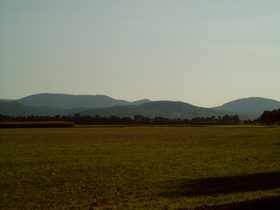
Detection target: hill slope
<box><xmin>2</xmin><ymin>94</ymin><xmax>279</xmax><ymax>119</ymax></box>
<box><xmin>0</xmin><ymin>101</ymin><xmax>47</xmax><ymax>116</ymax></box>
<box><xmin>140</xmin><ymin>101</ymin><xmax>224</xmax><ymax>119</ymax></box>
<box><xmin>213</xmin><ymin>97</ymin><xmax>280</xmax><ymax>118</ymax></box>
<box><xmin>16</xmin><ymin>93</ymin><xmax>150</xmax><ymax>109</ymax></box>
<box><xmin>213</xmin><ymin>97</ymin><xmax>280</xmax><ymax>119</ymax></box>
<box><xmin>76</xmin><ymin>101</ymin><xmax>225</xmax><ymax>119</ymax></box>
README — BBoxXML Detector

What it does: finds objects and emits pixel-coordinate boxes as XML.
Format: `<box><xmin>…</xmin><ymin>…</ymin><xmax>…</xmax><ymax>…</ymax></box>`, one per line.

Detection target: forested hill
<box><xmin>76</xmin><ymin>101</ymin><xmax>225</xmax><ymax>119</ymax></box>
<box><xmin>0</xmin><ymin>101</ymin><xmax>47</xmax><ymax>116</ymax></box>
<box><xmin>0</xmin><ymin>100</ymin><xmax>226</xmax><ymax>119</ymax></box>
<box><xmin>15</xmin><ymin>93</ymin><xmax>150</xmax><ymax>109</ymax></box>
<box><xmin>1</xmin><ymin>94</ymin><xmax>279</xmax><ymax>119</ymax></box>
<box><xmin>213</xmin><ymin>97</ymin><xmax>280</xmax><ymax>118</ymax></box>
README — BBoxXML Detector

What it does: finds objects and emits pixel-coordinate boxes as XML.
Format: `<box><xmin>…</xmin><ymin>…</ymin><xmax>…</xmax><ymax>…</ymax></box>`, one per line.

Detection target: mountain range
<box><xmin>1</xmin><ymin>93</ymin><xmax>280</xmax><ymax>119</ymax></box>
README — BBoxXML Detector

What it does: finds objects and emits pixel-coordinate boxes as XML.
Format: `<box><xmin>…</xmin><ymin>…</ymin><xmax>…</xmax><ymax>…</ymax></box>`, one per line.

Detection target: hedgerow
<box><xmin>0</xmin><ymin>121</ymin><xmax>75</xmax><ymax>128</ymax></box>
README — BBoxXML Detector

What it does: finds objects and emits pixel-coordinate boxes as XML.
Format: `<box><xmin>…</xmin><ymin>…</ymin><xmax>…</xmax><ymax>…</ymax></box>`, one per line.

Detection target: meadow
<box><xmin>0</xmin><ymin>126</ymin><xmax>279</xmax><ymax>209</ymax></box>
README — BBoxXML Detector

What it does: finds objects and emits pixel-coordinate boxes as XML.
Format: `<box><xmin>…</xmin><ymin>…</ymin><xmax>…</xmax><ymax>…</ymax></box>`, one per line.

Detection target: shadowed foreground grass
<box><xmin>0</xmin><ymin>126</ymin><xmax>279</xmax><ymax>209</ymax></box>
<box><xmin>198</xmin><ymin>196</ymin><xmax>280</xmax><ymax>210</ymax></box>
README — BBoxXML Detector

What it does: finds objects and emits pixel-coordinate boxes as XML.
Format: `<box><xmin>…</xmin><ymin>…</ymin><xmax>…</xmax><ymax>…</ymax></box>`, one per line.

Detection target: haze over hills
<box><xmin>213</xmin><ymin>97</ymin><xmax>280</xmax><ymax>118</ymax></box>
<box><xmin>0</xmin><ymin>101</ymin><xmax>47</xmax><ymax>116</ymax></box>
<box><xmin>0</xmin><ymin>93</ymin><xmax>279</xmax><ymax>119</ymax></box>
<box><xmin>75</xmin><ymin>101</ymin><xmax>225</xmax><ymax>119</ymax></box>
<box><xmin>15</xmin><ymin>93</ymin><xmax>150</xmax><ymax>109</ymax></box>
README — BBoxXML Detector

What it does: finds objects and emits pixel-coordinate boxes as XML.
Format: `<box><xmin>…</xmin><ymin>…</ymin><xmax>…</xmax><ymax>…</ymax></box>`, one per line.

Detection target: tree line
<box><xmin>0</xmin><ymin>114</ymin><xmax>240</xmax><ymax>125</ymax></box>
<box><xmin>242</xmin><ymin>109</ymin><xmax>280</xmax><ymax>125</ymax></box>
<box><xmin>258</xmin><ymin>109</ymin><xmax>280</xmax><ymax>125</ymax></box>
<box><xmin>0</xmin><ymin>121</ymin><xmax>75</xmax><ymax>128</ymax></box>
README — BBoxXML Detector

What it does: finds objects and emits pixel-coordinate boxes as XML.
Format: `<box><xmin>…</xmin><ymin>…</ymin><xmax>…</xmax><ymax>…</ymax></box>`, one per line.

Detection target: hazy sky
<box><xmin>1</xmin><ymin>1</ymin><xmax>279</xmax><ymax>107</ymax></box>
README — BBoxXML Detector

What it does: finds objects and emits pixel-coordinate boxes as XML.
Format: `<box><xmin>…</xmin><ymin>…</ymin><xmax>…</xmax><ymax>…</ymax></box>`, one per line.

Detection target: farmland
<box><xmin>0</xmin><ymin>126</ymin><xmax>279</xmax><ymax>209</ymax></box>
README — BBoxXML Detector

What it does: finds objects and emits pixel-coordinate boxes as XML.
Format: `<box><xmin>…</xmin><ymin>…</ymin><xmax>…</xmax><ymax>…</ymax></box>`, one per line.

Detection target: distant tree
<box><xmin>0</xmin><ymin>114</ymin><xmax>12</xmax><ymax>122</ymax></box>
<box><xmin>259</xmin><ymin>109</ymin><xmax>280</xmax><ymax>125</ymax></box>
<box><xmin>152</xmin><ymin>117</ymin><xmax>170</xmax><ymax>125</ymax></box>
<box><xmin>232</xmin><ymin>114</ymin><xmax>241</xmax><ymax>124</ymax></box>
<box><xmin>134</xmin><ymin>115</ymin><xmax>144</xmax><ymax>125</ymax></box>
<box><xmin>0</xmin><ymin>113</ymin><xmax>242</xmax><ymax>126</ymax></box>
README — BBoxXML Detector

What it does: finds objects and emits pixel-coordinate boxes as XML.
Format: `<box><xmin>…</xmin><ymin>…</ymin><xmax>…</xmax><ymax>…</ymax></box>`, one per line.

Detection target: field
<box><xmin>0</xmin><ymin>126</ymin><xmax>279</xmax><ymax>209</ymax></box>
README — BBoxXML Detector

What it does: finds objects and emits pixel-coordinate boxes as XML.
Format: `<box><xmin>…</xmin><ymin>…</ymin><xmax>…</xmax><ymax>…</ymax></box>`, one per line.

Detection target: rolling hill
<box><xmin>213</xmin><ymin>97</ymin><xmax>280</xmax><ymax>119</ymax></box>
<box><xmin>0</xmin><ymin>101</ymin><xmax>47</xmax><ymax>116</ymax></box>
<box><xmin>1</xmin><ymin>94</ymin><xmax>279</xmax><ymax>119</ymax></box>
<box><xmin>15</xmin><ymin>93</ymin><xmax>150</xmax><ymax>109</ymax></box>
<box><xmin>0</xmin><ymin>99</ymin><xmax>226</xmax><ymax>119</ymax></box>
<box><xmin>74</xmin><ymin>101</ymin><xmax>225</xmax><ymax>119</ymax></box>
<box><xmin>140</xmin><ymin>101</ymin><xmax>224</xmax><ymax>119</ymax></box>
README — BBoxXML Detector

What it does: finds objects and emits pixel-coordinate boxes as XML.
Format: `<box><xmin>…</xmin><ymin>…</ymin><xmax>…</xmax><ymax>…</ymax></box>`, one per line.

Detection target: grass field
<box><xmin>0</xmin><ymin>126</ymin><xmax>279</xmax><ymax>209</ymax></box>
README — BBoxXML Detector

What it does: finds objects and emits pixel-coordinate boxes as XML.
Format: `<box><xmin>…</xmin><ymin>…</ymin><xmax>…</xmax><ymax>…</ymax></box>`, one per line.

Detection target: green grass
<box><xmin>0</xmin><ymin>126</ymin><xmax>279</xmax><ymax>209</ymax></box>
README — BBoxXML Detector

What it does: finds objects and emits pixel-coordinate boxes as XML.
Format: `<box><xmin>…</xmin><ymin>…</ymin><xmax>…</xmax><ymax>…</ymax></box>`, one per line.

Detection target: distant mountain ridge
<box><xmin>76</xmin><ymin>101</ymin><xmax>225</xmax><ymax>119</ymax></box>
<box><xmin>0</xmin><ymin>101</ymin><xmax>47</xmax><ymax>116</ymax></box>
<box><xmin>0</xmin><ymin>93</ymin><xmax>279</xmax><ymax>119</ymax></box>
<box><xmin>213</xmin><ymin>97</ymin><xmax>280</xmax><ymax>118</ymax></box>
<box><xmin>15</xmin><ymin>93</ymin><xmax>150</xmax><ymax>109</ymax></box>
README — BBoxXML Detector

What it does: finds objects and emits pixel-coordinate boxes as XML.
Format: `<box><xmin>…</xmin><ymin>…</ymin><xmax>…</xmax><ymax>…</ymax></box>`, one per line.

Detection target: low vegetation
<box><xmin>0</xmin><ymin>126</ymin><xmax>279</xmax><ymax>209</ymax></box>
<box><xmin>0</xmin><ymin>113</ymin><xmax>241</xmax><ymax>125</ymax></box>
<box><xmin>244</xmin><ymin>109</ymin><xmax>280</xmax><ymax>125</ymax></box>
<box><xmin>258</xmin><ymin>109</ymin><xmax>280</xmax><ymax>125</ymax></box>
<box><xmin>0</xmin><ymin>121</ymin><xmax>75</xmax><ymax>128</ymax></box>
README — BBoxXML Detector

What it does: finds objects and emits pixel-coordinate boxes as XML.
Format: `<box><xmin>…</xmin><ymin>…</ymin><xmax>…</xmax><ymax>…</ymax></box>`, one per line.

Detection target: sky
<box><xmin>0</xmin><ymin>0</ymin><xmax>279</xmax><ymax>107</ymax></box>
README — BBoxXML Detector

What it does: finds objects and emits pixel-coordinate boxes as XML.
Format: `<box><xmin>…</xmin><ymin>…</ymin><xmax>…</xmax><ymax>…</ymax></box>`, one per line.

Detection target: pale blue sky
<box><xmin>0</xmin><ymin>0</ymin><xmax>279</xmax><ymax>107</ymax></box>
